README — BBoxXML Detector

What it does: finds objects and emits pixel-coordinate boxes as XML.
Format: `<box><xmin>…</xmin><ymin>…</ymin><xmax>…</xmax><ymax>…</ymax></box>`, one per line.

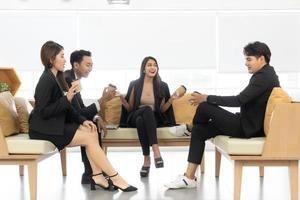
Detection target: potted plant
<box><xmin>0</xmin><ymin>83</ymin><xmax>10</xmax><ymax>93</ymax></box>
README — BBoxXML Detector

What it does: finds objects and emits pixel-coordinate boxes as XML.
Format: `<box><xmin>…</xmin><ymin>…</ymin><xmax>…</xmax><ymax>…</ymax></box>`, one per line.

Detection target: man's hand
<box><xmin>96</xmin><ymin>116</ymin><xmax>107</xmax><ymax>137</ymax></box>
<box><xmin>83</xmin><ymin>120</ymin><xmax>97</xmax><ymax>132</ymax></box>
<box><xmin>189</xmin><ymin>92</ymin><xmax>208</xmax><ymax>106</ymax></box>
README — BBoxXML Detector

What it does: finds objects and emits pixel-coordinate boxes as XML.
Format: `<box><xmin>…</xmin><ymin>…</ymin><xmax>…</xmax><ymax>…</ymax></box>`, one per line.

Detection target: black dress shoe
<box><xmin>81</xmin><ymin>173</ymin><xmax>91</xmax><ymax>184</ymax></box>
<box><xmin>140</xmin><ymin>166</ymin><xmax>150</xmax><ymax>177</ymax></box>
<box><xmin>107</xmin><ymin>173</ymin><xmax>138</xmax><ymax>192</ymax></box>
<box><xmin>154</xmin><ymin>157</ymin><xmax>164</xmax><ymax>168</ymax></box>
<box><xmin>90</xmin><ymin>173</ymin><xmax>116</xmax><ymax>191</ymax></box>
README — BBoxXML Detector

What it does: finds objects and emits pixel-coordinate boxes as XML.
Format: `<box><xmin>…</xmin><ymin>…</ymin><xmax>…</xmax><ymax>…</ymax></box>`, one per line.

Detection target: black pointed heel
<box><xmin>154</xmin><ymin>157</ymin><xmax>164</xmax><ymax>168</ymax></box>
<box><xmin>107</xmin><ymin>173</ymin><xmax>138</xmax><ymax>192</ymax></box>
<box><xmin>90</xmin><ymin>173</ymin><xmax>115</xmax><ymax>191</ymax></box>
<box><xmin>140</xmin><ymin>166</ymin><xmax>150</xmax><ymax>177</ymax></box>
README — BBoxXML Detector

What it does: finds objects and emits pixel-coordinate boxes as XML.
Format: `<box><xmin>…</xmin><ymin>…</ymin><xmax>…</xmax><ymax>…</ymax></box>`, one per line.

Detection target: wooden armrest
<box><xmin>292</xmin><ymin>101</ymin><xmax>300</xmax><ymax>103</ymax></box>
<box><xmin>262</xmin><ymin>103</ymin><xmax>300</xmax><ymax>158</ymax></box>
<box><xmin>0</xmin><ymin>125</ymin><xmax>9</xmax><ymax>156</ymax></box>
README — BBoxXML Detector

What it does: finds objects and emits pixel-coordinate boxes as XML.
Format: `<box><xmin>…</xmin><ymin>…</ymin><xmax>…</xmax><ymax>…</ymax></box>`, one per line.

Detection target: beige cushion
<box><xmin>213</xmin><ymin>135</ymin><xmax>265</xmax><ymax>155</ymax></box>
<box><xmin>0</xmin><ymin>91</ymin><xmax>20</xmax><ymax>136</ymax></box>
<box><xmin>173</xmin><ymin>94</ymin><xmax>197</xmax><ymax>124</ymax></box>
<box><xmin>14</xmin><ymin>97</ymin><xmax>33</xmax><ymax>133</ymax></box>
<box><xmin>264</xmin><ymin>87</ymin><xmax>291</xmax><ymax>135</ymax></box>
<box><xmin>104</xmin><ymin>97</ymin><xmax>122</xmax><ymax>125</ymax></box>
<box><xmin>6</xmin><ymin>134</ymin><xmax>56</xmax><ymax>154</ymax></box>
<box><xmin>105</xmin><ymin>127</ymin><xmax>190</xmax><ymax>140</ymax></box>
<box><xmin>104</xmin><ymin>94</ymin><xmax>196</xmax><ymax>125</ymax></box>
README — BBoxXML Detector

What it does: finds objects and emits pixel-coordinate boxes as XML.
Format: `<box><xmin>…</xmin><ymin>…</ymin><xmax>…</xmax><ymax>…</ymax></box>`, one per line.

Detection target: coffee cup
<box><xmin>175</xmin><ymin>85</ymin><xmax>186</xmax><ymax>97</ymax></box>
<box><xmin>71</xmin><ymin>79</ymin><xmax>82</xmax><ymax>93</ymax></box>
<box><xmin>107</xmin><ymin>83</ymin><xmax>117</xmax><ymax>92</ymax></box>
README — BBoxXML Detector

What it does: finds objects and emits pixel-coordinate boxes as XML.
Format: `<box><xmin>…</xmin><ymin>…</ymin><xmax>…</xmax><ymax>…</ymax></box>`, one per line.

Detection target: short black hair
<box><xmin>243</xmin><ymin>41</ymin><xmax>271</xmax><ymax>64</ymax></box>
<box><xmin>70</xmin><ymin>50</ymin><xmax>92</xmax><ymax>68</ymax></box>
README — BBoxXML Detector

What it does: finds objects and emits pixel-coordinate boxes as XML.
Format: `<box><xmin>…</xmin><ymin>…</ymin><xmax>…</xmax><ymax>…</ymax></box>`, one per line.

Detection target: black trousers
<box><xmin>188</xmin><ymin>102</ymin><xmax>246</xmax><ymax>164</ymax></box>
<box><xmin>81</xmin><ymin>126</ymin><xmax>102</xmax><ymax>175</ymax></box>
<box><xmin>129</xmin><ymin>106</ymin><xmax>158</xmax><ymax>156</ymax></box>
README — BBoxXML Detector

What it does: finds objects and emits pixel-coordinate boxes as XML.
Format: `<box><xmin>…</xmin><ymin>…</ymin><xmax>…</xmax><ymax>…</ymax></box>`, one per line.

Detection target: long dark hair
<box><xmin>40</xmin><ymin>41</ymin><xmax>69</xmax><ymax>91</ymax></box>
<box><xmin>139</xmin><ymin>56</ymin><xmax>163</xmax><ymax>98</ymax></box>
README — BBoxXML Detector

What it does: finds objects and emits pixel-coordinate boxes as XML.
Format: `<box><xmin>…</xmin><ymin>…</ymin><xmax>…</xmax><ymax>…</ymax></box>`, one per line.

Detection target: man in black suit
<box><xmin>64</xmin><ymin>50</ymin><xmax>115</xmax><ymax>184</ymax></box>
<box><xmin>165</xmin><ymin>41</ymin><xmax>280</xmax><ymax>189</ymax></box>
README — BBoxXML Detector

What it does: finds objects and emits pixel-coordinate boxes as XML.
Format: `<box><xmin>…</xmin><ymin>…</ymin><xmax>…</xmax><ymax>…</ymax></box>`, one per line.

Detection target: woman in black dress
<box><xmin>29</xmin><ymin>41</ymin><xmax>137</xmax><ymax>192</ymax></box>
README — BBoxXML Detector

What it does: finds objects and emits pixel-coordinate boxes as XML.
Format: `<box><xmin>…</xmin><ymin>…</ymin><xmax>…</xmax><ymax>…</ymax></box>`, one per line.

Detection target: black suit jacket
<box><xmin>64</xmin><ymin>69</ymin><xmax>98</xmax><ymax>120</ymax></box>
<box><xmin>207</xmin><ymin>64</ymin><xmax>280</xmax><ymax>138</ymax></box>
<box><xmin>120</xmin><ymin>78</ymin><xmax>176</xmax><ymax>127</ymax></box>
<box><xmin>29</xmin><ymin>69</ymin><xmax>86</xmax><ymax>136</ymax></box>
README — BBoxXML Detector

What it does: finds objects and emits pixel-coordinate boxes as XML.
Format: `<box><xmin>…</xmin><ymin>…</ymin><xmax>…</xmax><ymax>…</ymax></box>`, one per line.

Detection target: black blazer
<box><xmin>120</xmin><ymin>78</ymin><xmax>176</xmax><ymax>127</ymax></box>
<box><xmin>29</xmin><ymin>69</ymin><xmax>86</xmax><ymax>136</ymax></box>
<box><xmin>207</xmin><ymin>64</ymin><xmax>280</xmax><ymax>138</ymax></box>
<box><xmin>64</xmin><ymin>69</ymin><xmax>98</xmax><ymax>120</ymax></box>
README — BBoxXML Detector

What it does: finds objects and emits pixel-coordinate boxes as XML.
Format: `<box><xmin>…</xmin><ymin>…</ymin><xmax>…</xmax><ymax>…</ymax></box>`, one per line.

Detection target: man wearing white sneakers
<box><xmin>165</xmin><ymin>41</ymin><xmax>280</xmax><ymax>189</ymax></box>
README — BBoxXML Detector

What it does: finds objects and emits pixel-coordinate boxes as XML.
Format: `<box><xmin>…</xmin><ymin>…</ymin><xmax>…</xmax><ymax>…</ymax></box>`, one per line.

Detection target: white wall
<box><xmin>0</xmin><ymin>0</ymin><xmax>300</xmax><ymax>100</ymax></box>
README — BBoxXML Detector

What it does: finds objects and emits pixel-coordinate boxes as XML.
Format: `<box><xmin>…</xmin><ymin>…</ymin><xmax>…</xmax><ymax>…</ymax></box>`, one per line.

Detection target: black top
<box><xmin>64</xmin><ymin>69</ymin><xmax>98</xmax><ymax>121</ymax></box>
<box><xmin>207</xmin><ymin>64</ymin><xmax>280</xmax><ymax>137</ymax></box>
<box><xmin>29</xmin><ymin>69</ymin><xmax>86</xmax><ymax>136</ymax></box>
<box><xmin>120</xmin><ymin>78</ymin><xmax>176</xmax><ymax>127</ymax></box>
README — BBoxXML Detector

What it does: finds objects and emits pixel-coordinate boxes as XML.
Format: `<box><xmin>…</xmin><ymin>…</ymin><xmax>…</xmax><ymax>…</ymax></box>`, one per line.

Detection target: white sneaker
<box><xmin>169</xmin><ymin>125</ymin><xmax>191</xmax><ymax>137</ymax></box>
<box><xmin>164</xmin><ymin>174</ymin><xmax>197</xmax><ymax>189</ymax></box>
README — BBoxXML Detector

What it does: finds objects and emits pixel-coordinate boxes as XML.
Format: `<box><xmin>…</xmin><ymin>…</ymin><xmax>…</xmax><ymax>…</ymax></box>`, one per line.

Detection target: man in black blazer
<box><xmin>165</xmin><ymin>41</ymin><xmax>280</xmax><ymax>189</ymax></box>
<box><xmin>64</xmin><ymin>50</ymin><xmax>115</xmax><ymax>184</ymax></box>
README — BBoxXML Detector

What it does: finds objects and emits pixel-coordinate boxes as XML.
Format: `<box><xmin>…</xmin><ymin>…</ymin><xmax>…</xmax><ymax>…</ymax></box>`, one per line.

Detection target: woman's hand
<box><xmin>189</xmin><ymin>92</ymin><xmax>207</xmax><ymax>106</ymax></box>
<box><xmin>66</xmin><ymin>82</ymin><xmax>80</xmax><ymax>102</ymax></box>
<box><xmin>83</xmin><ymin>120</ymin><xmax>97</xmax><ymax>132</ymax></box>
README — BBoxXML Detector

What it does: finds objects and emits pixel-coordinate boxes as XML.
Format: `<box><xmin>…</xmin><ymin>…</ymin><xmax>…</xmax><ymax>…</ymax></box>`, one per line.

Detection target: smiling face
<box><xmin>52</xmin><ymin>50</ymin><xmax>66</xmax><ymax>72</ymax></box>
<box><xmin>74</xmin><ymin>55</ymin><xmax>93</xmax><ymax>78</ymax></box>
<box><xmin>144</xmin><ymin>59</ymin><xmax>158</xmax><ymax>78</ymax></box>
<box><xmin>245</xmin><ymin>55</ymin><xmax>266</xmax><ymax>74</ymax></box>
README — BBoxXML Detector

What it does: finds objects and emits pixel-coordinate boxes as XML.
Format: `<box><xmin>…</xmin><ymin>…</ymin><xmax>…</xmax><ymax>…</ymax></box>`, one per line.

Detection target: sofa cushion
<box><xmin>172</xmin><ymin>94</ymin><xmax>197</xmax><ymax>124</ymax></box>
<box><xmin>0</xmin><ymin>91</ymin><xmax>20</xmax><ymax>136</ymax></box>
<box><xmin>14</xmin><ymin>97</ymin><xmax>33</xmax><ymax>133</ymax></box>
<box><xmin>264</xmin><ymin>87</ymin><xmax>291</xmax><ymax>136</ymax></box>
<box><xmin>6</xmin><ymin>134</ymin><xmax>56</xmax><ymax>154</ymax></box>
<box><xmin>105</xmin><ymin>127</ymin><xmax>190</xmax><ymax>140</ymax></box>
<box><xmin>104</xmin><ymin>97</ymin><xmax>122</xmax><ymax>125</ymax></box>
<box><xmin>213</xmin><ymin>135</ymin><xmax>265</xmax><ymax>155</ymax></box>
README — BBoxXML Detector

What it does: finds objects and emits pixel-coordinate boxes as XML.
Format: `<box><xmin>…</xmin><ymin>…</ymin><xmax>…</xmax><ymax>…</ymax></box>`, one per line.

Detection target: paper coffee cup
<box><xmin>175</xmin><ymin>85</ymin><xmax>186</xmax><ymax>97</ymax></box>
<box><xmin>107</xmin><ymin>83</ymin><xmax>117</xmax><ymax>92</ymax></box>
<box><xmin>71</xmin><ymin>79</ymin><xmax>82</xmax><ymax>93</ymax></box>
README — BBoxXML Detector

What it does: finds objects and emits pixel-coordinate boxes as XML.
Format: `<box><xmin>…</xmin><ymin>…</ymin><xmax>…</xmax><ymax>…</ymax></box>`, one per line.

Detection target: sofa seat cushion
<box><xmin>105</xmin><ymin>127</ymin><xmax>190</xmax><ymax>140</ymax></box>
<box><xmin>5</xmin><ymin>134</ymin><xmax>56</xmax><ymax>154</ymax></box>
<box><xmin>213</xmin><ymin>135</ymin><xmax>265</xmax><ymax>155</ymax></box>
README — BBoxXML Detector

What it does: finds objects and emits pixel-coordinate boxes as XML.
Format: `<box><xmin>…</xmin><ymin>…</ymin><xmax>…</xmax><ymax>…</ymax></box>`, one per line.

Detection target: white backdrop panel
<box><xmin>0</xmin><ymin>12</ymin><xmax>77</xmax><ymax>70</ymax></box>
<box><xmin>78</xmin><ymin>12</ymin><xmax>216</xmax><ymax>69</ymax></box>
<box><xmin>2</xmin><ymin>0</ymin><xmax>300</xmax><ymax>10</ymax></box>
<box><xmin>218</xmin><ymin>12</ymin><xmax>300</xmax><ymax>72</ymax></box>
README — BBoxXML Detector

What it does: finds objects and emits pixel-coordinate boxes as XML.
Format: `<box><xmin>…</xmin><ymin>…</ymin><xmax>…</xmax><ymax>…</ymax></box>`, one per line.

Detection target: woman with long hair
<box><xmin>29</xmin><ymin>41</ymin><xmax>137</xmax><ymax>192</ymax></box>
<box><xmin>120</xmin><ymin>56</ymin><xmax>180</xmax><ymax>177</ymax></box>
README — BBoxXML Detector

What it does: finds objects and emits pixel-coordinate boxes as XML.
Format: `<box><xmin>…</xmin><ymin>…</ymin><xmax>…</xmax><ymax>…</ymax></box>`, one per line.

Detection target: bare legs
<box><xmin>68</xmin><ymin>125</ymin><xmax>130</xmax><ymax>189</ymax></box>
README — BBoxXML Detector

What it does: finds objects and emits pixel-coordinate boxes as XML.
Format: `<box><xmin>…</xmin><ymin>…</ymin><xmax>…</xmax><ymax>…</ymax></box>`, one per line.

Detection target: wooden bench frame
<box><xmin>0</xmin><ymin>126</ymin><xmax>67</xmax><ymax>200</ymax></box>
<box><xmin>214</xmin><ymin>103</ymin><xmax>300</xmax><ymax>200</ymax></box>
<box><xmin>102</xmin><ymin>135</ymin><xmax>205</xmax><ymax>173</ymax></box>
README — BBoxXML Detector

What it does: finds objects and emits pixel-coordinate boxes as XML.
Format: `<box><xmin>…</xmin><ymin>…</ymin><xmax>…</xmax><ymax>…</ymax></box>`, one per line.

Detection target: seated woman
<box><xmin>29</xmin><ymin>41</ymin><xmax>137</xmax><ymax>192</ymax></box>
<box><xmin>119</xmin><ymin>56</ymin><xmax>183</xmax><ymax>177</ymax></box>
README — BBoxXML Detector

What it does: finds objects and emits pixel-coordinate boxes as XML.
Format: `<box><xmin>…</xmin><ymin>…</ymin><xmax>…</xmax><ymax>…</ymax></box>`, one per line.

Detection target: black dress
<box><xmin>29</xmin><ymin>123</ymin><xmax>79</xmax><ymax>150</ymax></box>
<box><xmin>29</xmin><ymin>69</ymin><xmax>86</xmax><ymax>150</ymax></box>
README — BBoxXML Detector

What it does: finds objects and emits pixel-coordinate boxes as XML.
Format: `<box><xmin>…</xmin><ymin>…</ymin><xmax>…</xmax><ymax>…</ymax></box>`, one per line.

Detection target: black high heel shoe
<box><xmin>140</xmin><ymin>166</ymin><xmax>150</xmax><ymax>177</ymax></box>
<box><xmin>107</xmin><ymin>173</ymin><xmax>138</xmax><ymax>192</ymax></box>
<box><xmin>154</xmin><ymin>157</ymin><xmax>164</xmax><ymax>168</ymax></box>
<box><xmin>90</xmin><ymin>173</ymin><xmax>115</xmax><ymax>191</ymax></box>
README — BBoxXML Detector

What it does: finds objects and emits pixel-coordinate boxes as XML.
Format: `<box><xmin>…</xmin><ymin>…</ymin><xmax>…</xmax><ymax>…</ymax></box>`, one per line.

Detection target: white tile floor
<box><xmin>0</xmin><ymin>148</ymin><xmax>297</xmax><ymax>200</ymax></box>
